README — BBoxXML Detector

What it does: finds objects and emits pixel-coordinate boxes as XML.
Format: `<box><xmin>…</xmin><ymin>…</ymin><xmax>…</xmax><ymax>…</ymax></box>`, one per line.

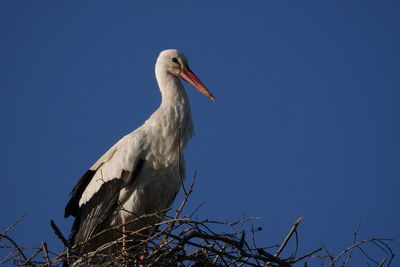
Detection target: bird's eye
<box><xmin>171</xmin><ymin>57</ymin><xmax>179</xmax><ymax>63</ymax></box>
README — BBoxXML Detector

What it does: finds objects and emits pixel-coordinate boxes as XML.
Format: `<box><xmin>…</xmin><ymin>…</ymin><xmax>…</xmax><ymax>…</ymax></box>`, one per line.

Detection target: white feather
<box><xmin>78</xmin><ymin>49</ymin><xmax>196</xmax><ymax>223</ymax></box>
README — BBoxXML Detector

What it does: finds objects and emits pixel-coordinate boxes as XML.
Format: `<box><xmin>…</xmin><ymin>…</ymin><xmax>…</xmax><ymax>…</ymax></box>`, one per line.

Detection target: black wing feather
<box><xmin>64</xmin><ymin>170</ymin><xmax>96</xmax><ymax>218</ymax></box>
<box><xmin>65</xmin><ymin>159</ymin><xmax>146</xmax><ymax>253</ymax></box>
<box><xmin>70</xmin><ymin>177</ymin><xmax>122</xmax><ymax>250</ymax></box>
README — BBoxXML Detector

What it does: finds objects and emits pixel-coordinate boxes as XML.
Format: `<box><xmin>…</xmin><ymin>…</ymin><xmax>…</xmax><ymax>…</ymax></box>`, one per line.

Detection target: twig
<box><xmin>356</xmin><ymin>245</ymin><xmax>381</xmax><ymax>265</ymax></box>
<box><xmin>174</xmin><ymin>171</ymin><xmax>196</xmax><ymax>220</ymax></box>
<box><xmin>177</xmin><ymin>125</ymin><xmax>187</xmax><ymax>196</ymax></box>
<box><xmin>0</xmin><ymin>234</ymin><xmax>28</xmax><ymax>262</ymax></box>
<box><xmin>188</xmin><ymin>200</ymin><xmax>205</xmax><ymax>218</ymax></box>
<box><xmin>23</xmin><ymin>245</ymin><xmax>43</xmax><ymax>266</ymax></box>
<box><xmin>291</xmin><ymin>247</ymin><xmax>322</xmax><ymax>264</ymax></box>
<box><xmin>323</xmin><ymin>244</ymin><xmax>334</xmax><ymax>262</ymax></box>
<box><xmin>257</xmin><ymin>248</ymin><xmax>290</xmax><ymax>267</ymax></box>
<box><xmin>378</xmin><ymin>258</ymin><xmax>387</xmax><ymax>267</ymax></box>
<box><xmin>1</xmin><ymin>213</ymin><xmax>27</xmax><ymax>238</ymax></box>
<box><xmin>274</xmin><ymin>216</ymin><xmax>303</xmax><ymax>257</ymax></box>
<box><xmin>342</xmin><ymin>221</ymin><xmax>361</xmax><ymax>266</ymax></box>
<box><xmin>331</xmin><ymin>238</ymin><xmax>394</xmax><ymax>265</ymax></box>
<box><xmin>0</xmin><ymin>184</ymin><xmax>396</xmax><ymax>267</ymax></box>
<box><xmin>42</xmin><ymin>242</ymin><xmax>51</xmax><ymax>266</ymax></box>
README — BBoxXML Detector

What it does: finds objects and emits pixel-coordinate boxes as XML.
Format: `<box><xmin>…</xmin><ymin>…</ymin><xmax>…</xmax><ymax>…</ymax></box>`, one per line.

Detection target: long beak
<box><xmin>178</xmin><ymin>67</ymin><xmax>216</xmax><ymax>101</ymax></box>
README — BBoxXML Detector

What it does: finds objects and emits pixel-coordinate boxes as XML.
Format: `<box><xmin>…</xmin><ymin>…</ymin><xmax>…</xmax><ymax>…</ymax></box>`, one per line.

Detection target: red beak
<box><xmin>178</xmin><ymin>67</ymin><xmax>215</xmax><ymax>102</ymax></box>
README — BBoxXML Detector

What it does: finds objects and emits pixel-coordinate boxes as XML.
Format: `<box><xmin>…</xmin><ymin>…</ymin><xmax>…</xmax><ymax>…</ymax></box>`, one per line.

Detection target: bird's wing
<box><xmin>64</xmin><ymin>132</ymin><xmax>145</xmax><ymax>245</ymax></box>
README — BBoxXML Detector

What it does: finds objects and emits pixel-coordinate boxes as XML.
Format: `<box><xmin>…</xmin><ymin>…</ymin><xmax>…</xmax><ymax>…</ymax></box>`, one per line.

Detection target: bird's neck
<box><xmin>146</xmin><ymin>69</ymin><xmax>194</xmax><ymax>163</ymax></box>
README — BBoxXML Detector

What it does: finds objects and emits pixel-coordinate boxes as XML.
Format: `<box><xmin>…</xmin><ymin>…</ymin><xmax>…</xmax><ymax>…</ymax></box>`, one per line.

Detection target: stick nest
<box><xmin>1</xmin><ymin>177</ymin><xmax>395</xmax><ymax>266</ymax></box>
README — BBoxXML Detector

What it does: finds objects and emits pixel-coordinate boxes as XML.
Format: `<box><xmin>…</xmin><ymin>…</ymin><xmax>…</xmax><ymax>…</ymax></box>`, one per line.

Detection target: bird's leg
<box><xmin>122</xmin><ymin>225</ymin><xmax>128</xmax><ymax>256</ymax></box>
<box><xmin>137</xmin><ymin>229</ymin><xmax>151</xmax><ymax>265</ymax></box>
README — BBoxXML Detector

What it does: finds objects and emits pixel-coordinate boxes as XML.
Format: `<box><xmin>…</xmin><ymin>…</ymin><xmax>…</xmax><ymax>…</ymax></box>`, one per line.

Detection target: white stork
<box><xmin>64</xmin><ymin>49</ymin><xmax>215</xmax><ymax>255</ymax></box>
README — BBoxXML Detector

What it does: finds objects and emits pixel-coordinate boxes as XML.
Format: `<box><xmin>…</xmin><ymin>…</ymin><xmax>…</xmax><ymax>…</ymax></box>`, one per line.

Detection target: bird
<box><xmin>64</xmin><ymin>49</ymin><xmax>215</xmax><ymax>258</ymax></box>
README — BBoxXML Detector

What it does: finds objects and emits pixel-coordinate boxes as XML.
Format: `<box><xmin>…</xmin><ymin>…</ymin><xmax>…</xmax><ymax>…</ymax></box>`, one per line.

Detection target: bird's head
<box><xmin>157</xmin><ymin>49</ymin><xmax>215</xmax><ymax>101</ymax></box>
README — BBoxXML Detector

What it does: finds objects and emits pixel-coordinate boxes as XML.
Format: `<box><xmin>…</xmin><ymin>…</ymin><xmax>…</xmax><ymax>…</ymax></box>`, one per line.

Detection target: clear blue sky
<box><xmin>1</xmin><ymin>1</ymin><xmax>399</xmax><ymax>265</ymax></box>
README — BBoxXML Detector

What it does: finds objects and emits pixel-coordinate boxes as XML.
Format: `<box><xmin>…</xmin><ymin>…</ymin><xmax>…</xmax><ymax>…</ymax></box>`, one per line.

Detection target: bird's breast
<box><xmin>117</xmin><ymin>160</ymin><xmax>182</xmax><ymax>225</ymax></box>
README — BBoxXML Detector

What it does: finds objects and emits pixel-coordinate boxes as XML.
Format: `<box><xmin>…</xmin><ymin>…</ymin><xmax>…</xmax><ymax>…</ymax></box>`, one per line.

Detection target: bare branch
<box><xmin>274</xmin><ymin>216</ymin><xmax>302</xmax><ymax>257</ymax></box>
<box><xmin>0</xmin><ymin>185</ymin><xmax>395</xmax><ymax>267</ymax></box>
<box><xmin>1</xmin><ymin>213</ymin><xmax>27</xmax><ymax>238</ymax></box>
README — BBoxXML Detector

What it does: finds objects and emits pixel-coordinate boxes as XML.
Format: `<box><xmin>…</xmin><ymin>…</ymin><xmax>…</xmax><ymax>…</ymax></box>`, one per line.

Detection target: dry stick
<box><xmin>0</xmin><ymin>238</ymin><xmax>19</xmax><ymax>265</ymax></box>
<box><xmin>42</xmin><ymin>242</ymin><xmax>51</xmax><ymax>266</ymax></box>
<box><xmin>250</xmin><ymin>225</ymin><xmax>258</xmax><ymax>254</ymax></box>
<box><xmin>342</xmin><ymin>221</ymin><xmax>361</xmax><ymax>266</ymax></box>
<box><xmin>237</xmin><ymin>258</ymin><xmax>249</xmax><ymax>267</ymax></box>
<box><xmin>198</xmin><ymin>234</ymin><xmax>264</xmax><ymax>266</ymax></box>
<box><xmin>212</xmin><ymin>242</ymin><xmax>229</xmax><ymax>265</ymax></box>
<box><xmin>357</xmin><ymin>244</ymin><xmax>382</xmax><ymax>265</ymax></box>
<box><xmin>378</xmin><ymin>258</ymin><xmax>387</xmax><ymax>267</ymax></box>
<box><xmin>230</xmin><ymin>255</ymin><xmax>251</xmax><ymax>267</ymax></box>
<box><xmin>153</xmin><ymin>217</ymin><xmax>263</xmax><ymax>266</ymax></box>
<box><xmin>38</xmin><ymin>250</ymin><xmax>67</xmax><ymax>266</ymax></box>
<box><xmin>291</xmin><ymin>247</ymin><xmax>322</xmax><ymax>264</ymax></box>
<box><xmin>39</xmin><ymin>177</ymin><xmax>395</xmax><ymax>267</ymax></box>
<box><xmin>242</xmin><ymin>234</ymin><xmax>262</xmax><ymax>266</ymax></box>
<box><xmin>192</xmin><ymin>217</ymin><xmax>261</xmax><ymax>228</ymax></box>
<box><xmin>23</xmin><ymin>246</ymin><xmax>44</xmax><ymax>266</ymax></box>
<box><xmin>291</xmin><ymin>229</ymin><xmax>299</xmax><ymax>261</ymax></box>
<box><xmin>193</xmin><ymin>224</ymin><xmax>213</xmax><ymax>254</ymax></box>
<box><xmin>52</xmin><ymin>217</ymin><xmax>392</xmax><ymax>266</ymax></box>
<box><xmin>0</xmin><ymin>234</ymin><xmax>28</xmax><ymax>262</ymax></box>
<box><xmin>152</xmin><ymin>224</ymin><xmax>189</xmax><ymax>252</ymax></box>
<box><xmin>330</xmin><ymin>238</ymin><xmax>394</xmax><ymax>266</ymax></box>
<box><xmin>162</xmin><ymin>172</ymin><xmax>196</xmax><ymax>242</ymax></box>
<box><xmin>174</xmin><ymin>172</ymin><xmax>196</xmax><ymax>220</ymax></box>
<box><xmin>150</xmin><ymin>232</ymin><xmax>190</xmax><ymax>266</ymax></box>
<box><xmin>194</xmin><ymin>219</ymin><xmax>223</xmax><ymax>238</ymax></box>
<box><xmin>197</xmin><ymin>223</ymin><xmax>234</xmax><ymax>266</ymax></box>
<box><xmin>0</xmin><ymin>220</ymin><xmax>29</xmax><ymax>266</ymax></box>
<box><xmin>0</xmin><ymin>248</ymin><xmax>14</xmax><ymax>265</ymax></box>
<box><xmin>129</xmin><ymin>216</ymin><xmax>187</xmax><ymax>242</ymax></box>
<box><xmin>177</xmin><ymin>125</ymin><xmax>187</xmax><ymax>196</ymax></box>
<box><xmin>373</xmin><ymin>239</ymin><xmax>395</xmax><ymax>260</ymax></box>
<box><xmin>70</xmin><ymin>209</ymin><xmax>171</xmax><ymax>249</ymax></box>
<box><xmin>1</xmin><ymin>213</ymin><xmax>27</xmax><ymax>238</ymax></box>
<box><xmin>274</xmin><ymin>216</ymin><xmax>303</xmax><ymax>257</ymax></box>
<box><xmin>372</xmin><ymin>240</ymin><xmax>390</xmax><ymax>255</ymax></box>
<box><xmin>257</xmin><ymin>249</ymin><xmax>291</xmax><ymax>267</ymax></box>
<box><xmin>250</xmin><ymin>225</ymin><xmax>269</xmax><ymax>266</ymax></box>
<box><xmin>66</xmin><ymin>215</ymin><xmax>189</xmax><ymax>262</ymax></box>
<box><xmin>375</xmin><ymin>240</ymin><xmax>395</xmax><ymax>266</ymax></box>
<box><xmin>163</xmin><ymin>230</ymin><xmax>265</xmax><ymax>266</ymax></box>
<box><xmin>322</xmin><ymin>244</ymin><xmax>334</xmax><ymax>262</ymax></box>
<box><xmin>188</xmin><ymin>200</ymin><xmax>205</xmax><ymax>218</ymax></box>
<box><xmin>0</xmin><ymin>245</ymin><xmax>40</xmax><ymax>250</ymax></box>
